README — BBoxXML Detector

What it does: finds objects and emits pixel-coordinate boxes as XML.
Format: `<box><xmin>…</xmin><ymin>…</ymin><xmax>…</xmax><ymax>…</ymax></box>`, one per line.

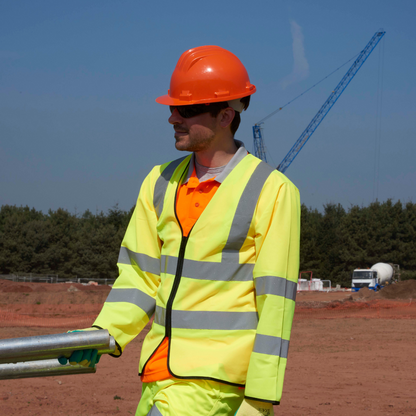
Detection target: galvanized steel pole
<box><xmin>0</xmin><ymin>330</ymin><xmax>115</xmax><ymax>380</ymax></box>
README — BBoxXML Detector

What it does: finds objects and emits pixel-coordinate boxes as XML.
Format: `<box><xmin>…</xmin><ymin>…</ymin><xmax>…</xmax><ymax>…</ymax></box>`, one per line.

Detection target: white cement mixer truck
<box><xmin>351</xmin><ymin>263</ymin><xmax>399</xmax><ymax>292</ymax></box>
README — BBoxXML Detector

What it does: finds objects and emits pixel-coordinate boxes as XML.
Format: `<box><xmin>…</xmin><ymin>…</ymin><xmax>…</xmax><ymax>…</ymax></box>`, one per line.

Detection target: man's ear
<box><xmin>219</xmin><ymin>107</ymin><xmax>235</xmax><ymax>129</ymax></box>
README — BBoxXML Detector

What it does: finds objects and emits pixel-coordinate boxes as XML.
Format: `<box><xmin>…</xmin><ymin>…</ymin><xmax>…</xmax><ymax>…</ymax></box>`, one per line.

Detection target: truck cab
<box><xmin>351</xmin><ymin>269</ymin><xmax>379</xmax><ymax>291</ymax></box>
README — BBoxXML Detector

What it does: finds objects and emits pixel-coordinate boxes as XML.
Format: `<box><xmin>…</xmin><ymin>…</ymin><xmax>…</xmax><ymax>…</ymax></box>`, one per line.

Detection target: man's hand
<box><xmin>58</xmin><ymin>348</ymin><xmax>101</xmax><ymax>367</ymax></box>
<box><xmin>235</xmin><ymin>399</ymin><xmax>273</xmax><ymax>416</ymax></box>
<box><xmin>58</xmin><ymin>328</ymin><xmax>101</xmax><ymax>368</ymax></box>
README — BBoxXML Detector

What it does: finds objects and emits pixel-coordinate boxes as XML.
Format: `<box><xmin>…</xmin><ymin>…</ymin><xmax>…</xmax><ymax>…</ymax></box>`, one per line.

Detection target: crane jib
<box><xmin>254</xmin><ymin>30</ymin><xmax>386</xmax><ymax>173</ymax></box>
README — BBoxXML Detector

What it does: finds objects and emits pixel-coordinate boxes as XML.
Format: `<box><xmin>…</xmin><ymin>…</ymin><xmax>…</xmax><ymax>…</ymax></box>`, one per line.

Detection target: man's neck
<box><xmin>194</xmin><ymin>138</ymin><xmax>238</xmax><ymax>168</ymax></box>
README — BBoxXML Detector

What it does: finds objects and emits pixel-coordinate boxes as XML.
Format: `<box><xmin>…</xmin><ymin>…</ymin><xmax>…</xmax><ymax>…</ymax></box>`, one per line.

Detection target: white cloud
<box><xmin>280</xmin><ymin>20</ymin><xmax>309</xmax><ymax>89</ymax></box>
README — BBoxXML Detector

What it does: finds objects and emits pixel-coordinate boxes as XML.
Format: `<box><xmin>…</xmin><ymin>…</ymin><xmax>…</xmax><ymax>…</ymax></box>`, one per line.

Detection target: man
<box><xmin>68</xmin><ymin>45</ymin><xmax>300</xmax><ymax>416</ymax></box>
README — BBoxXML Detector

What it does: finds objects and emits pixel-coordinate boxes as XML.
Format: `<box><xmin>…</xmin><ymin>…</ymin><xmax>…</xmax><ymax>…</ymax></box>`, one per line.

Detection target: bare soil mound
<box><xmin>0</xmin><ymin>279</ymin><xmax>110</xmax><ymax>293</ymax></box>
<box><xmin>351</xmin><ymin>287</ymin><xmax>380</xmax><ymax>300</ymax></box>
<box><xmin>350</xmin><ymin>280</ymin><xmax>416</xmax><ymax>301</ymax></box>
<box><xmin>378</xmin><ymin>279</ymin><xmax>416</xmax><ymax>299</ymax></box>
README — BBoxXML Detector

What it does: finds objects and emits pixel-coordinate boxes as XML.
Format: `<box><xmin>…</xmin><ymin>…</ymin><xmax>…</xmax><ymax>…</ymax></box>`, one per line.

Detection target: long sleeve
<box><xmin>245</xmin><ymin>176</ymin><xmax>301</xmax><ymax>403</ymax></box>
<box><xmin>93</xmin><ymin>167</ymin><xmax>162</xmax><ymax>355</ymax></box>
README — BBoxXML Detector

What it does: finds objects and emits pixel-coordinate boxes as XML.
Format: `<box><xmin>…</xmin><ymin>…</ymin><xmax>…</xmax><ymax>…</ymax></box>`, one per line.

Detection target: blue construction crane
<box><xmin>253</xmin><ymin>30</ymin><xmax>385</xmax><ymax>173</ymax></box>
<box><xmin>252</xmin><ymin>124</ymin><xmax>268</xmax><ymax>162</ymax></box>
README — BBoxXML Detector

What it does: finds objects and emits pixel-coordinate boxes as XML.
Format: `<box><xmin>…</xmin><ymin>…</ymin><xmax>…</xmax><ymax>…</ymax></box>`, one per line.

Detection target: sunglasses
<box><xmin>169</xmin><ymin>102</ymin><xmax>228</xmax><ymax>119</ymax></box>
<box><xmin>169</xmin><ymin>104</ymin><xmax>213</xmax><ymax>119</ymax></box>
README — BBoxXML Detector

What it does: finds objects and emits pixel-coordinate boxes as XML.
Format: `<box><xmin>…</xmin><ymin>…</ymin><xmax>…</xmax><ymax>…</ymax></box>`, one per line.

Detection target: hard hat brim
<box><xmin>155</xmin><ymin>88</ymin><xmax>256</xmax><ymax>106</ymax></box>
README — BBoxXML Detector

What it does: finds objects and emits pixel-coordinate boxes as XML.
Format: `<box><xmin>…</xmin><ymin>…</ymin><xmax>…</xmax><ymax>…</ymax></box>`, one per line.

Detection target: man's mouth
<box><xmin>174</xmin><ymin>127</ymin><xmax>188</xmax><ymax>134</ymax></box>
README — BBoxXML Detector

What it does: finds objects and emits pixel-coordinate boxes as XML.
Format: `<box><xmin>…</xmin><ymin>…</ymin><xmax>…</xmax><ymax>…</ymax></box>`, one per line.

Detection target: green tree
<box><xmin>0</xmin><ymin>205</ymin><xmax>46</xmax><ymax>274</ymax></box>
<box><xmin>299</xmin><ymin>204</ymin><xmax>322</xmax><ymax>276</ymax></box>
<box><xmin>315</xmin><ymin>203</ymin><xmax>346</xmax><ymax>284</ymax></box>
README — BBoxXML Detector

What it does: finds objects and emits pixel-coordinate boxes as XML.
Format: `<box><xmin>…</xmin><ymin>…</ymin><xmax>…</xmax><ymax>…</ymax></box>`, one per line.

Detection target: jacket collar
<box><xmin>183</xmin><ymin>140</ymin><xmax>248</xmax><ymax>184</ymax></box>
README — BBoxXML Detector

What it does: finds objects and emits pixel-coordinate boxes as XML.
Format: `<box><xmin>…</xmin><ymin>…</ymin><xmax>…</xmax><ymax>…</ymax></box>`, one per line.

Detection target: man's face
<box><xmin>168</xmin><ymin>108</ymin><xmax>220</xmax><ymax>153</ymax></box>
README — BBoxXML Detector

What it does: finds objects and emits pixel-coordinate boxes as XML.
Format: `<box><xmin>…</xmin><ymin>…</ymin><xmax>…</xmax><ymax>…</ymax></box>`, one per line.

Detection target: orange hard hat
<box><xmin>156</xmin><ymin>45</ymin><xmax>256</xmax><ymax>106</ymax></box>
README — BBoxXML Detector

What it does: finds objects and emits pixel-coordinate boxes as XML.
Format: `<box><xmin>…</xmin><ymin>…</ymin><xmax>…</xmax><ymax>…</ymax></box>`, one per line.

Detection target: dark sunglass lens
<box><xmin>169</xmin><ymin>106</ymin><xmax>189</xmax><ymax>117</ymax></box>
<box><xmin>178</xmin><ymin>107</ymin><xmax>192</xmax><ymax>118</ymax></box>
<box><xmin>170</xmin><ymin>105</ymin><xmax>209</xmax><ymax>118</ymax></box>
<box><xmin>179</xmin><ymin>106</ymin><xmax>199</xmax><ymax>118</ymax></box>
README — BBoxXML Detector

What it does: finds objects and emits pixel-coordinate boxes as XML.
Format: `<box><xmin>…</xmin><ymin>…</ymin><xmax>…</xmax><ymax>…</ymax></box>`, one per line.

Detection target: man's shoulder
<box><xmin>247</xmin><ymin>156</ymin><xmax>298</xmax><ymax>191</ymax></box>
<box><xmin>253</xmin><ymin>160</ymin><xmax>299</xmax><ymax>196</ymax></box>
<box><xmin>159</xmin><ymin>154</ymin><xmax>191</xmax><ymax>173</ymax></box>
<box><xmin>145</xmin><ymin>154</ymin><xmax>192</xmax><ymax>184</ymax></box>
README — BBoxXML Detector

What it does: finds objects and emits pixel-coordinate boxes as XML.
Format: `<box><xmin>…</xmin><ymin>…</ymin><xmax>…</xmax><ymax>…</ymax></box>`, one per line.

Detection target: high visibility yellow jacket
<box><xmin>93</xmin><ymin>149</ymin><xmax>300</xmax><ymax>404</ymax></box>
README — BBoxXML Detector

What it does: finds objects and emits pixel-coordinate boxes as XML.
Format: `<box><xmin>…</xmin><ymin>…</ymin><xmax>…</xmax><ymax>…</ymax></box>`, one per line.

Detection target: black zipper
<box><xmin>164</xmin><ymin>162</ymin><xmax>192</xmax><ymax>338</ymax></box>
<box><xmin>165</xmin><ymin>235</ymin><xmax>188</xmax><ymax>338</ymax></box>
<box><xmin>141</xmin><ymin>160</ymin><xmax>192</xmax><ymax>375</ymax></box>
<box><xmin>140</xmin><ymin>234</ymin><xmax>189</xmax><ymax>375</ymax></box>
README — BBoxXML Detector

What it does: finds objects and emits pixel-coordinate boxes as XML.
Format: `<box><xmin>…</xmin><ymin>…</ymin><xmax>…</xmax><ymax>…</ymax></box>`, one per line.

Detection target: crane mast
<box><xmin>252</xmin><ymin>125</ymin><xmax>268</xmax><ymax>162</ymax></box>
<box><xmin>252</xmin><ymin>30</ymin><xmax>385</xmax><ymax>173</ymax></box>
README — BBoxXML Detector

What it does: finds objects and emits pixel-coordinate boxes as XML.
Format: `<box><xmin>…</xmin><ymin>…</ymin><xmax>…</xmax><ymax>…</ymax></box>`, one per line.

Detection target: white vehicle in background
<box><xmin>351</xmin><ymin>263</ymin><xmax>400</xmax><ymax>291</ymax></box>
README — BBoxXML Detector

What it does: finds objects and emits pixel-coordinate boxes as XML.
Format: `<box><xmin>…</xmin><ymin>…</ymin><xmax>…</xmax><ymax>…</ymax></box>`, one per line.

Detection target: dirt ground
<box><xmin>1</xmin><ymin>279</ymin><xmax>416</xmax><ymax>416</ymax></box>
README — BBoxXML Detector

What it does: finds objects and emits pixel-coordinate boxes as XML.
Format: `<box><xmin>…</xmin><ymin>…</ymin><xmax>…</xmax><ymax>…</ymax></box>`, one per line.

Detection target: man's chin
<box><xmin>175</xmin><ymin>141</ymin><xmax>189</xmax><ymax>151</ymax></box>
<box><xmin>175</xmin><ymin>143</ymin><xmax>192</xmax><ymax>152</ymax></box>
<box><xmin>175</xmin><ymin>137</ymin><xmax>190</xmax><ymax>151</ymax></box>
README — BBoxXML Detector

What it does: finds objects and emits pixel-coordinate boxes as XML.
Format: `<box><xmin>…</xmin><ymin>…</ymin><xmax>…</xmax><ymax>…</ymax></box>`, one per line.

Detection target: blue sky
<box><xmin>1</xmin><ymin>0</ymin><xmax>415</xmax><ymax>214</ymax></box>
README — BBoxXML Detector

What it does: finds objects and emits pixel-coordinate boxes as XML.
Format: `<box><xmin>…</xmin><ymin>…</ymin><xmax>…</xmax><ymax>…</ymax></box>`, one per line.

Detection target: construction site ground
<box><xmin>0</xmin><ymin>279</ymin><xmax>415</xmax><ymax>416</ymax></box>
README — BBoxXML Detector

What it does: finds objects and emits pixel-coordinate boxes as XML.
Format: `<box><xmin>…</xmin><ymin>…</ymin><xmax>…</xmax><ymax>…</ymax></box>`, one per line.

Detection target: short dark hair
<box><xmin>207</xmin><ymin>96</ymin><xmax>251</xmax><ymax>136</ymax></box>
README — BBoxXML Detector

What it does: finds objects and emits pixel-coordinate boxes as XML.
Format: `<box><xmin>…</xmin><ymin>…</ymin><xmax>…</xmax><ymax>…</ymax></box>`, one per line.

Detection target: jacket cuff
<box><xmin>244</xmin><ymin>396</ymin><xmax>280</xmax><ymax>406</ymax></box>
<box><xmin>92</xmin><ymin>325</ymin><xmax>122</xmax><ymax>357</ymax></box>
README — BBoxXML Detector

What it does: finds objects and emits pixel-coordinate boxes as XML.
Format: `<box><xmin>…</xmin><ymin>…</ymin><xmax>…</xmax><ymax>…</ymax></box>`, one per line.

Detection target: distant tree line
<box><xmin>0</xmin><ymin>204</ymin><xmax>133</xmax><ymax>281</ymax></box>
<box><xmin>0</xmin><ymin>200</ymin><xmax>415</xmax><ymax>286</ymax></box>
<box><xmin>300</xmin><ymin>200</ymin><xmax>416</xmax><ymax>286</ymax></box>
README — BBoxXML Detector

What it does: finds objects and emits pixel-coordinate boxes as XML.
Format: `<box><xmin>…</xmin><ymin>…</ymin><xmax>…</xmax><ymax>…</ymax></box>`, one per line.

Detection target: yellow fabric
<box><xmin>93</xmin><ymin>153</ymin><xmax>301</xmax><ymax>403</ymax></box>
<box><xmin>235</xmin><ymin>399</ymin><xmax>273</xmax><ymax>416</ymax></box>
<box><xmin>136</xmin><ymin>377</ymin><xmax>244</xmax><ymax>416</ymax></box>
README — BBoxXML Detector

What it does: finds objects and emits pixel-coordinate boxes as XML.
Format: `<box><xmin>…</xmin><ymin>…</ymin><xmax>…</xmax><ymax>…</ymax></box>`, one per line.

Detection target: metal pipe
<box><xmin>0</xmin><ymin>330</ymin><xmax>115</xmax><ymax>364</ymax></box>
<box><xmin>0</xmin><ymin>330</ymin><xmax>116</xmax><ymax>380</ymax></box>
<box><xmin>0</xmin><ymin>360</ymin><xmax>96</xmax><ymax>380</ymax></box>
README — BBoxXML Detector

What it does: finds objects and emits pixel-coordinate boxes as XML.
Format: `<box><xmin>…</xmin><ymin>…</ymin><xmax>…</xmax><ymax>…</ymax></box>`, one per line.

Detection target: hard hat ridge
<box><xmin>156</xmin><ymin>45</ymin><xmax>256</xmax><ymax>106</ymax></box>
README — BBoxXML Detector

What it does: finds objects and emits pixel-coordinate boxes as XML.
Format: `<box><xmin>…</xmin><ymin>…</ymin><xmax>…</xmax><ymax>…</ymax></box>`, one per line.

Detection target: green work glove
<box><xmin>234</xmin><ymin>399</ymin><xmax>273</xmax><ymax>416</ymax></box>
<box><xmin>58</xmin><ymin>328</ymin><xmax>101</xmax><ymax>368</ymax></box>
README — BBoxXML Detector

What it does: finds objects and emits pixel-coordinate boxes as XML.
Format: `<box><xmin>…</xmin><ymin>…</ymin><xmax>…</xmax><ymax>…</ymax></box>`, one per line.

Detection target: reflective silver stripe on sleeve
<box><xmin>253</xmin><ymin>333</ymin><xmax>290</xmax><ymax>359</ymax></box>
<box><xmin>106</xmin><ymin>288</ymin><xmax>156</xmax><ymax>319</ymax></box>
<box><xmin>255</xmin><ymin>276</ymin><xmax>297</xmax><ymax>301</ymax></box>
<box><xmin>147</xmin><ymin>404</ymin><xmax>163</xmax><ymax>416</ymax></box>
<box><xmin>222</xmin><ymin>161</ymin><xmax>275</xmax><ymax>263</ymax></box>
<box><xmin>118</xmin><ymin>247</ymin><xmax>161</xmax><ymax>275</ymax></box>
<box><xmin>160</xmin><ymin>255</ymin><xmax>177</xmax><ymax>275</ymax></box>
<box><xmin>161</xmin><ymin>255</ymin><xmax>254</xmax><ymax>281</ymax></box>
<box><xmin>155</xmin><ymin>305</ymin><xmax>166</xmax><ymax>326</ymax></box>
<box><xmin>153</xmin><ymin>156</ymin><xmax>188</xmax><ymax>218</ymax></box>
<box><xmin>154</xmin><ymin>306</ymin><xmax>258</xmax><ymax>330</ymax></box>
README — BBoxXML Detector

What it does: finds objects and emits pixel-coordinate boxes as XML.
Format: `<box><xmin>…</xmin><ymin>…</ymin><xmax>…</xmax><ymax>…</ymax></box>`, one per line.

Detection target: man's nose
<box><xmin>168</xmin><ymin>108</ymin><xmax>183</xmax><ymax>124</ymax></box>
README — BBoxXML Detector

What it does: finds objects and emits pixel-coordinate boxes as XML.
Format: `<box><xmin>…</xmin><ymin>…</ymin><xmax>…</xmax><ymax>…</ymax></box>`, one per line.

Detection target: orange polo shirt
<box><xmin>141</xmin><ymin>167</ymin><xmax>220</xmax><ymax>383</ymax></box>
